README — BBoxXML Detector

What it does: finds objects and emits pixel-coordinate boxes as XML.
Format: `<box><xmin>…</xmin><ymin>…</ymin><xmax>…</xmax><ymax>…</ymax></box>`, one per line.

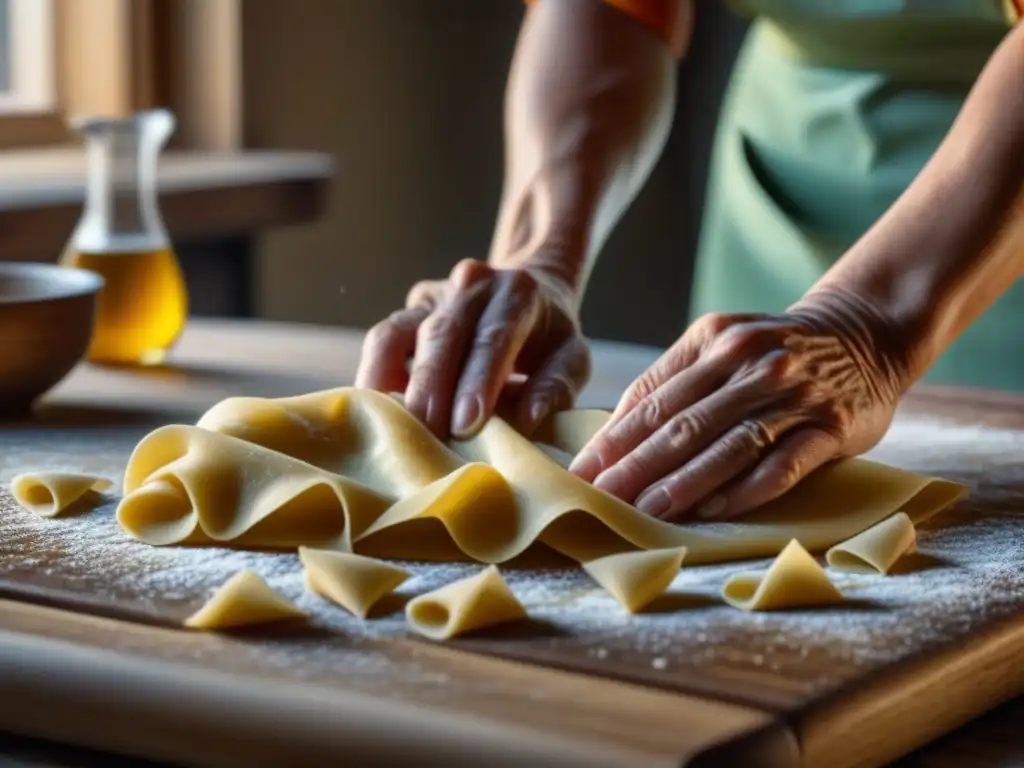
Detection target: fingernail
<box><xmin>636</xmin><ymin>487</ymin><xmax>671</xmax><ymax>518</ymax></box>
<box><xmin>529</xmin><ymin>398</ymin><xmax>551</xmax><ymax>429</ymax></box>
<box><xmin>592</xmin><ymin>466</ymin><xmax>622</xmax><ymax>493</ymax></box>
<box><xmin>695</xmin><ymin>494</ymin><xmax>728</xmax><ymax>520</ymax></box>
<box><xmin>451</xmin><ymin>394</ymin><xmax>484</xmax><ymax>438</ymax></box>
<box><xmin>568</xmin><ymin>450</ymin><xmax>601</xmax><ymax>480</ymax></box>
<box><xmin>425</xmin><ymin>395</ymin><xmax>443</xmax><ymax>432</ymax></box>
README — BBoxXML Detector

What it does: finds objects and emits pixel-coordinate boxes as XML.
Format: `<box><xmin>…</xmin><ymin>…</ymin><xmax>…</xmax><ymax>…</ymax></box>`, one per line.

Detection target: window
<box><xmin>0</xmin><ymin>0</ymin><xmax>62</xmax><ymax>148</ymax></box>
<box><xmin>0</xmin><ymin>0</ymin><xmax>240</xmax><ymax>151</ymax></box>
<box><xmin>0</xmin><ymin>0</ymin><xmax>56</xmax><ymax>115</ymax></box>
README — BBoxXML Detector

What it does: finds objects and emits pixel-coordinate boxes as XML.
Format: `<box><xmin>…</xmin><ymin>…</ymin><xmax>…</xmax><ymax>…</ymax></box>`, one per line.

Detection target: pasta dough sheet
<box><xmin>826</xmin><ymin>512</ymin><xmax>917</xmax><ymax>575</ymax></box>
<box><xmin>117</xmin><ymin>388</ymin><xmax>968</xmax><ymax>570</ymax></box>
<box><xmin>405</xmin><ymin>565</ymin><xmax>526</xmax><ymax>640</ymax></box>
<box><xmin>10</xmin><ymin>472</ymin><xmax>113</xmax><ymax>518</ymax></box>
<box><xmin>722</xmin><ymin>540</ymin><xmax>844</xmax><ymax>612</ymax></box>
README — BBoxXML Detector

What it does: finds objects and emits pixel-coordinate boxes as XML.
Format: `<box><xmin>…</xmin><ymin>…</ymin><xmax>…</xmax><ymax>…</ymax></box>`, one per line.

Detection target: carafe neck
<box><xmin>72</xmin><ymin>110</ymin><xmax>175</xmax><ymax>253</ymax></box>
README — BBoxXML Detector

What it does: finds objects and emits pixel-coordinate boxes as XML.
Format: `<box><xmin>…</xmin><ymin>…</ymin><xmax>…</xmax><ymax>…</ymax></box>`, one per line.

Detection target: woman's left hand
<box><xmin>569</xmin><ymin>301</ymin><xmax>909</xmax><ymax>522</ymax></box>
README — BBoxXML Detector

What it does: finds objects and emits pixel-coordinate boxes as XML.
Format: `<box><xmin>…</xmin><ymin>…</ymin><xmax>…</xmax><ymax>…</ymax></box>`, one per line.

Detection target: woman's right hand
<box><xmin>355</xmin><ymin>258</ymin><xmax>591</xmax><ymax>441</ymax></box>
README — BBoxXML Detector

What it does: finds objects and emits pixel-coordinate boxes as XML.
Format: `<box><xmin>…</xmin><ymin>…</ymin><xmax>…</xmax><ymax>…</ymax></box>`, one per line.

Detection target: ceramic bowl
<box><xmin>0</xmin><ymin>262</ymin><xmax>103</xmax><ymax>417</ymax></box>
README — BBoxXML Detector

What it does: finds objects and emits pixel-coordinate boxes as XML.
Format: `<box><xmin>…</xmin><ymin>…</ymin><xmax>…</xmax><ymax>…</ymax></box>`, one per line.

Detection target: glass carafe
<box><xmin>60</xmin><ymin>109</ymin><xmax>189</xmax><ymax>366</ymax></box>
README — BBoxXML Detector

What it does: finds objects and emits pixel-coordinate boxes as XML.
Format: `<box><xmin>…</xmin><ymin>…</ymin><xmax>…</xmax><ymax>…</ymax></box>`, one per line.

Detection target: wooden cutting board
<box><xmin>0</xmin><ymin>320</ymin><xmax>1021</xmax><ymax>768</ymax></box>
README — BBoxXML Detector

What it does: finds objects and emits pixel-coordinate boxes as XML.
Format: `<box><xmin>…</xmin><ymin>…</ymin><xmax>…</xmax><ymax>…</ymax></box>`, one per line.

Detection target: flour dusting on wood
<box><xmin>0</xmin><ymin>413</ymin><xmax>1020</xmax><ymax>705</ymax></box>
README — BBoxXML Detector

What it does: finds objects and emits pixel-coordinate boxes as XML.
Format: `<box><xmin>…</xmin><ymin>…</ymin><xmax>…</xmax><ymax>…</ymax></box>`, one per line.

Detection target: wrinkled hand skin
<box><xmin>569</xmin><ymin>296</ymin><xmax>908</xmax><ymax>522</ymax></box>
<box><xmin>355</xmin><ymin>259</ymin><xmax>590</xmax><ymax>441</ymax></box>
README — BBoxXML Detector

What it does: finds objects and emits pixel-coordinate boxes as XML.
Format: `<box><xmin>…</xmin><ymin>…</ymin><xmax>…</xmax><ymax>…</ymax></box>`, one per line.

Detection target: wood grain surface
<box><xmin>0</xmin><ymin>319</ymin><xmax>1020</xmax><ymax>767</ymax></box>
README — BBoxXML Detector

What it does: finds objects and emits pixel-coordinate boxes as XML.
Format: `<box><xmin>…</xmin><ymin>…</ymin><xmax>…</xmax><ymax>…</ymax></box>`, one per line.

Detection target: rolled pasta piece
<box><xmin>184</xmin><ymin>569</ymin><xmax>306</xmax><ymax>630</ymax></box>
<box><xmin>10</xmin><ymin>472</ymin><xmax>113</xmax><ymax>518</ymax></box>
<box><xmin>583</xmin><ymin>547</ymin><xmax>687</xmax><ymax>613</ymax></box>
<box><xmin>722</xmin><ymin>540</ymin><xmax>843</xmax><ymax>612</ymax></box>
<box><xmin>826</xmin><ymin>512</ymin><xmax>916</xmax><ymax>575</ymax></box>
<box><xmin>405</xmin><ymin>566</ymin><xmax>526</xmax><ymax>640</ymax></box>
<box><xmin>299</xmin><ymin>547</ymin><xmax>410</xmax><ymax>619</ymax></box>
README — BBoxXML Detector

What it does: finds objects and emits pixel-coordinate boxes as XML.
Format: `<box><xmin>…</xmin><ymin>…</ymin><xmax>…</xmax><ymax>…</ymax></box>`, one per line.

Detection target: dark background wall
<box><xmin>242</xmin><ymin>1</ymin><xmax>748</xmax><ymax>347</ymax></box>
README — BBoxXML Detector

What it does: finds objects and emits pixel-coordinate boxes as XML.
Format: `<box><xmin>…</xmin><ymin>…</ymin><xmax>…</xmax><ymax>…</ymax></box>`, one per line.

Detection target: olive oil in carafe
<box><xmin>61</xmin><ymin>246</ymin><xmax>188</xmax><ymax>366</ymax></box>
<box><xmin>62</xmin><ymin>109</ymin><xmax>188</xmax><ymax>366</ymax></box>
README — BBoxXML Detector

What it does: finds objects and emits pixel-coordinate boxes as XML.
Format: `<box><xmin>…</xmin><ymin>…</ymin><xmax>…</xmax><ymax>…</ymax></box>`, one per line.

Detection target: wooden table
<box><xmin>0</xmin><ymin>319</ymin><xmax>1020</xmax><ymax>767</ymax></box>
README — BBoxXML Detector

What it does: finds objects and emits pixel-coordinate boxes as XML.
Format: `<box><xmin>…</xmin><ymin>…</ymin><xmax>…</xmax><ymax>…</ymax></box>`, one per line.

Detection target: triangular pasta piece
<box><xmin>184</xmin><ymin>569</ymin><xmax>306</xmax><ymax>630</ymax></box>
<box><xmin>10</xmin><ymin>472</ymin><xmax>113</xmax><ymax>518</ymax></box>
<box><xmin>826</xmin><ymin>512</ymin><xmax>916</xmax><ymax>575</ymax></box>
<box><xmin>583</xmin><ymin>547</ymin><xmax>687</xmax><ymax>613</ymax></box>
<box><xmin>299</xmin><ymin>547</ymin><xmax>410</xmax><ymax>618</ymax></box>
<box><xmin>722</xmin><ymin>540</ymin><xmax>843</xmax><ymax>612</ymax></box>
<box><xmin>406</xmin><ymin>566</ymin><xmax>526</xmax><ymax>640</ymax></box>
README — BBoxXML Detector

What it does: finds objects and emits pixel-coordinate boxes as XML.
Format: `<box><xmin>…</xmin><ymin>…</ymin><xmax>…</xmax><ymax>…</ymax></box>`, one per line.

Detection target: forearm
<box><xmin>487</xmin><ymin>0</ymin><xmax>685</xmax><ymax>306</ymax></box>
<box><xmin>798</xmin><ymin>23</ymin><xmax>1024</xmax><ymax>391</ymax></box>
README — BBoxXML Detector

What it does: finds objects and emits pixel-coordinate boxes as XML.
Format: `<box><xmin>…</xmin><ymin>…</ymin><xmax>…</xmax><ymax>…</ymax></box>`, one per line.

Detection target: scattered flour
<box><xmin>0</xmin><ymin>412</ymin><xmax>1020</xmax><ymax>703</ymax></box>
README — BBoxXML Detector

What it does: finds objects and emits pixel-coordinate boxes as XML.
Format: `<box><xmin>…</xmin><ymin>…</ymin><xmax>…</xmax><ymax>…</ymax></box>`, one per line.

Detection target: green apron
<box><xmin>690</xmin><ymin>0</ymin><xmax>1022</xmax><ymax>389</ymax></box>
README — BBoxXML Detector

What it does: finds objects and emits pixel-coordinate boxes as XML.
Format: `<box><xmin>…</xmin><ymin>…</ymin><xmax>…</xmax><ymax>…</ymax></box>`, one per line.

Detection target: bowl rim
<box><xmin>0</xmin><ymin>262</ymin><xmax>104</xmax><ymax>306</ymax></box>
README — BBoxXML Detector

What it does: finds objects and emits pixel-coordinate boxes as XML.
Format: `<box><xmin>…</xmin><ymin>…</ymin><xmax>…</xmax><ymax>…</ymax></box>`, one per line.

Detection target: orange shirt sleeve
<box><xmin>523</xmin><ymin>0</ymin><xmax>690</xmax><ymax>58</ymax></box>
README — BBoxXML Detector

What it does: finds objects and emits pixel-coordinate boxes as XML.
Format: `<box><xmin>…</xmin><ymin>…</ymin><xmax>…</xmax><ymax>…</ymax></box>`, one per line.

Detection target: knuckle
<box><xmin>699</xmin><ymin>311</ymin><xmax>733</xmax><ymax>336</ymax></box>
<box><xmin>549</xmin><ymin>338</ymin><xmax>592</xmax><ymax>391</ymax></box>
<box><xmin>815</xmin><ymin>400</ymin><xmax>855</xmax><ymax>438</ymax></box>
<box><xmin>637</xmin><ymin>395</ymin><xmax>669</xmax><ymax>432</ymax></box>
<box><xmin>534</xmin><ymin>369</ymin><xmax>576</xmax><ymax>400</ymax></box>
<box><xmin>387</xmin><ymin>307</ymin><xmax>423</xmax><ymax>333</ymax></box>
<box><xmin>661</xmin><ymin>411</ymin><xmax>701</xmax><ymax>453</ymax></box>
<box><xmin>768</xmin><ymin>453</ymin><xmax>804</xmax><ymax>496</ymax></box>
<box><xmin>473</xmin><ymin>322</ymin><xmax>514</xmax><ymax>354</ymax></box>
<box><xmin>451</xmin><ymin>258</ymin><xmax>491</xmax><ymax>287</ymax></box>
<box><xmin>715</xmin><ymin>325</ymin><xmax>760</xmax><ymax>360</ymax></box>
<box><xmin>417</xmin><ymin>312</ymin><xmax>460</xmax><ymax>346</ymax></box>
<box><xmin>625</xmin><ymin>374</ymin><xmax>659</xmax><ymax>409</ymax></box>
<box><xmin>754</xmin><ymin>350</ymin><xmax>793</xmax><ymax>387</ymax></box>
<box><xmin>405</xmin><ymin>280</ymin><xmax>441</xmax><ymax>310</ymax></box>
<box><xmin>724</xmin><ymin>424</ymin><xmax>763</xmax><ymax>462</ymax></box>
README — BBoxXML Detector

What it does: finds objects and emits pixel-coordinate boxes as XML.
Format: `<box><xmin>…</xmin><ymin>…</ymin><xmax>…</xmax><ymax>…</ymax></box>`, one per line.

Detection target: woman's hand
<box><xmin>355</xmin><ymin>259</ymin><xmax>590</xmax><ymax>440</ymax></box>
<box><xmin>569</xmin><ymin>298</ymin><xmax>908</xmax><ymax>522</ymax></box>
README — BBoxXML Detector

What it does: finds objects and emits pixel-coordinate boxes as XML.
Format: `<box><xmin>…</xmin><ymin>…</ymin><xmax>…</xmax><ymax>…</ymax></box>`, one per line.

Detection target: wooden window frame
<box><xmin>0</xmin><ymin>0</ymin><xmax>66</xmax><ymax>148</ymax></box>
<box><xmin>0</xmin><ymin>0</ymin><xmax>241</xmax><ymax>151</ymax></box>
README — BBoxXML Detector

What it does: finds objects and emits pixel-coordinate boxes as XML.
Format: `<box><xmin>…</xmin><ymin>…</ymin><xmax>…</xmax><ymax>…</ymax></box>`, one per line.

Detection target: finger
<box><xmin>514</xmin><ymin>335</ymin><xmax>591</xmax><ymax>436</ymax></box>
<box><xmin>633</xmin><ymin>411</ymin><xmax>805</xmax><ymax>521</ymax></box>
<box><xmin>574</xmin><ymin>315</ymin><xmax>746</xmax><ymax>479</ymax></box>
<box><xmin>607</xmin><ymin>311</ymin><xmax>765</xmax><ymax>422</ymax></box>
<box><xmin>405</xmin><ymin>278</ymin><xmax>493</xmax><ymax>437</ymax></box>
<box><xmin>590</xmin><ymin>377</ymin><xmax>789</xmax><ymax>505</ymax></box>
<box><xmin>569</xmin><ymin>358</ymin><xmax>728</xmax><ymax>482</ymax></box>
<box><xmin>451</xmin><ymin>271</ymin><xmax>541</xmax><ymax>438</ymax></box>
<box><xmin>608</xmin><ymin>338</ymin><xmax>698</xmax><ymax>423</ymax></box>
<box><xmin>355</xmin><ymin>306</ymin><xmax>432</xmax><ymax>392</ymax></box>
<box><xmin>708</xmin><ymin>427</ymin><xmax>841</xmax><ymax>521</ymax></box>
<box><xmin>405</xmin><ymin>280</ymin><xmax>445</xmax><ymax>311</ymax></box>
